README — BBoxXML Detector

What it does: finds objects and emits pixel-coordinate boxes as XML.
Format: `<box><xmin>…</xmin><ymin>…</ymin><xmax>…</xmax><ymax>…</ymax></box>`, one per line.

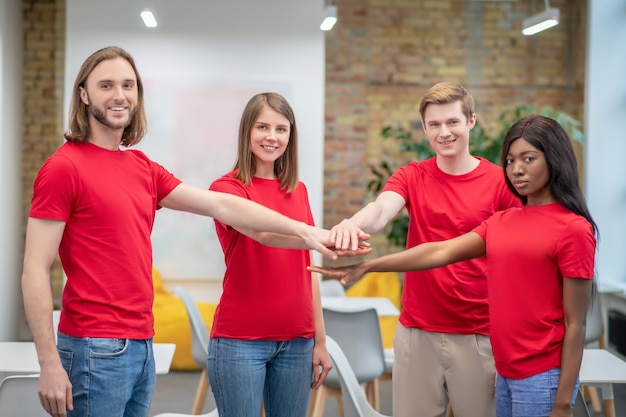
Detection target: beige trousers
<box><xmin>392</xmin><ymin>324</ymin><xmax>496</xmax><ymax>417</ymax></box>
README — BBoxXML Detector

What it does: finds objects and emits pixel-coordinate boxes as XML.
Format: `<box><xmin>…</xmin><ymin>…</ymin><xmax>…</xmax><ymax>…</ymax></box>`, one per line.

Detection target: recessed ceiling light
<box><xmin>141</xmin><ymin>9</ymin><xmax>158</xmax><ymax>28</ymax></box>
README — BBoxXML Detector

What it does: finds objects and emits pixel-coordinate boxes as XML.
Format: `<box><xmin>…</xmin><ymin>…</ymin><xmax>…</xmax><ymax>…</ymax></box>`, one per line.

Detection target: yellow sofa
<box><xmin>152</xmin><ymin>268</ymin><xmax>217</xmax><ymax>371</ymax></box>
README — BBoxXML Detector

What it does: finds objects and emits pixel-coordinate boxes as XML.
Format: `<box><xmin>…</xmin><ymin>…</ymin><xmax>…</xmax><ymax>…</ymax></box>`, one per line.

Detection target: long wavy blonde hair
<box><xmin>64</xmin><ymin>46</ymin><xmax>147</xmax><ymax>147</ymax></box>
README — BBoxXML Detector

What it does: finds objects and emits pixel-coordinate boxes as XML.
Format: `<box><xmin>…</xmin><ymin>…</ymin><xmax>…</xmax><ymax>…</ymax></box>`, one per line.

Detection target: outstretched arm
<box><xmin>160</xmin><ymin>183</ymin><xmax>350</xmax><ymax>260</ymax></box>
<box><xmin>309</xmin><ymin>231</ymin><xmax>486</xmax><ymax>285</ymax></box>
<box><xmin>330</xmin><ymin>191</ymin><xmax>405</xmax><ymax>250</ymax></box>
<box><xmin>233</xmin><ymin>228</ymin><xmax>372</xmax><ymax>258</ymax></box>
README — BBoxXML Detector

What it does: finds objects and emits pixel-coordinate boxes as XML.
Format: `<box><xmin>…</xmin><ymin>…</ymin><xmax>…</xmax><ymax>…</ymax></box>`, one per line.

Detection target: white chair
<box><xmin>581</xmin><ymin>289</ymin><xmax>605</xmax><ymax>413</ymax></box>
<box><xmin>0</xmin><ymin>374</ymin><xmax>50</xmax><ymax>417</ymax></box>
<box><xmin>381</xmin><ymin>348</ymin><xmax>393</xmax><ymax>382</ymax></box>
<box><xmin>325</xmin><ymin>336</ymin><xmax>390</xmax><ymax>417</ymax></box>
<box><xmin>320</xmin><ymin>279</ymin><xmax>346</xmax><ymax>297</ymax></box>
<box><xmin>173</xmin><ymin>286</ymin><xmax>211</xmax><ymax>415</ymax></box>
<box><xmin>308</xmin><ymin>307</ymin><xmax>385</xmax><ymax>417</ymax></box>
<box><xmin>573</xmin><ymin>390</ymin><xmax>591</xmax><ymax>417</ymax></box>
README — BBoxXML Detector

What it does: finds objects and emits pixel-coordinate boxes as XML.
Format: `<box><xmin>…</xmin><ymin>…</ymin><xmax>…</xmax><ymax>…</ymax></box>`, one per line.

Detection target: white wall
<box><xmin>66</xmin><ymin>0</ymin><xmax>326</xmax><ymax>295</ymax></box>
<box><xmin>585</xmin><ymin>0</ymin><xmax>626</xmax><ymax>291</ymax></box>
<box><xmin>586</xmin><ymin>1</ymin><xmax>626</xmax><ymax>350</ymax></box>
<box><xmin>0</xmin><ymin>0</ymin><xmax>24</xmax><ymax>340</ymax></box>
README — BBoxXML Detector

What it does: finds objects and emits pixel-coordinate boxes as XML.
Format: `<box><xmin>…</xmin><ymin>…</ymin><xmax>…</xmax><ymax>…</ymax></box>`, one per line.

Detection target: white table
<box><xmin>0</xmin><ymin>342</ymin><xmax>176</xmax><ymax>375</ymax></box>
<box><xmin>579</xmin><ymin>348</ymin><xmax>626</xmax><ymax>417</ymax></box>
<box><xmin>153</xmin><ymin>343</ymin><xmax>176</xmax><ymax>375</ymax></box>
<box><xmin>598</xmin><ymin>281</ymin><xmax>626</xmax><ymax>295</ymax></box>
<box><xmin>322</xmin><ymin>296</ymin><xmax>400</xmax><ymax>317</ymax></box>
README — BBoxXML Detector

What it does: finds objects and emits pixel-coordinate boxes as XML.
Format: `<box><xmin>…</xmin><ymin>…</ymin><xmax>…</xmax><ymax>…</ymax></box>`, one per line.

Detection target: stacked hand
<box><xmin>302</xmin><ymin>224</ymin><xmax>371</xmax><ymax>260</ymax></box>
<box><xmin>329</xmin><ymin>218</ymin><xmax>369</xmax><ymax>251</ymax></box>
<box><xmin>307</xmin><ymin>262</ymin><xmax>369</xmax><ymax>285</ymax></box>
<box><xmin>308</xmin><ymin>218</ymin><xmax>374</xmax><ymax>281</ymax></box>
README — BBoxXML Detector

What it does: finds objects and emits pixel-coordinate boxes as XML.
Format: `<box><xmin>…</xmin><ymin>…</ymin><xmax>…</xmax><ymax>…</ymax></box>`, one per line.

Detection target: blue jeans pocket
<box><xmin>56</xmin><ymin>333</ymin><xmax>154</xmax><ymax>417</ymax></box>
<box><xmin>88</xmin><ymin>337</ymin><xmax>128</xmax><ymax>357</ymax></box>
<box><xmin>58</xmin><ymin>348</ymin><xmax>74</xmax><ymax>375</ymax></box>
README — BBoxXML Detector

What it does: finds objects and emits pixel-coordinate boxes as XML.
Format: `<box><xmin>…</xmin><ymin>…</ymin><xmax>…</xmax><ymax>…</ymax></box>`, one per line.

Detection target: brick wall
<box><xmin>323</xmin><ymin>0</ymin><xmax>587</xmax><ymax>262</ymax></box>
<box><xmin>22</xmin><ymin>0</ymin><xmax>66</xmax><ymax>305</ymax></box>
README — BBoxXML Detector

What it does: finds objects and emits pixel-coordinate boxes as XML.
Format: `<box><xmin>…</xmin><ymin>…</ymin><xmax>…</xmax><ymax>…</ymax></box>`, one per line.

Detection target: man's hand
<box><xmin>302</xmin><ymin>224</ymin><xmax>371</xmax><ymax>260</ymax></box>
<box><xmin>38</xmin><ymin>364</ymin><xmax>73</xmax><ymax>417</ymax></box>
<box><xmin>330</xmin><ymin>218</ymin><xmax>368</xmax><ymax>251</ymax></box>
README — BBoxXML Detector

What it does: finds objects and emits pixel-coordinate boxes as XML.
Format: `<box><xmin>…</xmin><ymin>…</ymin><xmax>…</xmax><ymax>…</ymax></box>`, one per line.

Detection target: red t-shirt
<box><xmin>209</xmin><ymin>172</ymin><xmax>315</xmax><ymax>340</ymax></box>
<box><xmin>473</xmin><ymin>203</ymin><xmax>596</xmax><ymax>378</ymax></box>
<box><xmin>29</xmin><ymin>141</ymin><xmax>181</xmax><ymax>338</ymax></box>
<box><xmin>384</xmin><ymin>157</ymin><xmax>521</xmax><ymax>335</ymax></box>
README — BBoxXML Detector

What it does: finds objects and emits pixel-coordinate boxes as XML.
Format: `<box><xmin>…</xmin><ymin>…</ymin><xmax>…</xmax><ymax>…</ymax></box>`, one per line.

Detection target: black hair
<box><xmin>501</xmin><ymin>114</ymin><xmax>598</xmax><ymax>236</ymax></box>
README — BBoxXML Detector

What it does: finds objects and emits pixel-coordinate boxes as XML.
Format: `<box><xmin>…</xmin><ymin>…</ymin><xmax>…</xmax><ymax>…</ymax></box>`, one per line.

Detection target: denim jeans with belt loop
<box><xmin>208</xmin><ymin>337</ymin><xmax>314</xmax><ymax>417</ymax></box>
<box><xmin>57</xmin><ymin>333</ymin><xmax>156</xmax><ymax>417</ymax></box>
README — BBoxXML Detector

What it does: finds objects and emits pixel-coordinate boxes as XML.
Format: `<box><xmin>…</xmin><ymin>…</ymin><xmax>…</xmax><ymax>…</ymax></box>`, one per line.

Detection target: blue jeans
<box><xmin>207</xmin><ymin>337</ymin><xmax>314</xmax><ymax>417</ymax></box>
<box><xmin>57</xmin><ymin>333</ymin><xmax>156</xmax><ymax>417</ymax></box>
<box><xmin>495</xmin><ymin>368</ymin><xmax>579</xmax><ymax>417</ymax></box>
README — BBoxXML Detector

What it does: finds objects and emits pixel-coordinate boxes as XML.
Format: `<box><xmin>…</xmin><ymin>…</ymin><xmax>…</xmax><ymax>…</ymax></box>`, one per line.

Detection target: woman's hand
<box><xmin>311</xmin><ymin>340</ymin><xmax>332</xmax><ymax>389</ymax></box>
<box><xmin>307</xmin><ymin>262</ymin><xmax>369</xmax><ymax>285</ymax></box>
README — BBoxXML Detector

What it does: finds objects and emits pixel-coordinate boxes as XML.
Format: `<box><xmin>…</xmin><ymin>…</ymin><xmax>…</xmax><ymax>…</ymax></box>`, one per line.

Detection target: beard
<box><xmin>88</xmin><ymin>102</ymin><xmax>137</xmax><ymax>131</ymax></box>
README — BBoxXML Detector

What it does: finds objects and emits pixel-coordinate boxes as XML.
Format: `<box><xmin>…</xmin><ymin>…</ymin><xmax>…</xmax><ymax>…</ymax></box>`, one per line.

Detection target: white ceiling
<box><xmin>68</xmin><ymin>0</ymin><xmax>325</xmax><ymax>35</ymax></box>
